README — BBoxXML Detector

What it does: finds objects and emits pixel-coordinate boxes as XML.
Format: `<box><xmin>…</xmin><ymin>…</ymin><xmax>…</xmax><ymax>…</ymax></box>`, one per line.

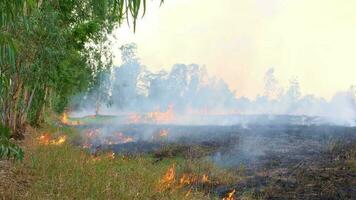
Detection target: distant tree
<box><xmin>112</xmin><ymin>43</ymin><xmax>143</xmax><ymax>110</ymax></box>
<box><xmin>286</xmin><ymin>78</ymin><xmax>301</xmax><ymax>101</ymax></box>
<box><xmin>264</xmin><ymin>68</ymin><xmax>282</xmax><ymax>99</ymax></box>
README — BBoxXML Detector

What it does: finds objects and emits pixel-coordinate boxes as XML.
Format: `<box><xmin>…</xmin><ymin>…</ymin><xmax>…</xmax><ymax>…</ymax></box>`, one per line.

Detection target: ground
<box><xmin>1</xmin><ymin>117</ymin><xmax>356</xmax><ymax>199</ymax></box>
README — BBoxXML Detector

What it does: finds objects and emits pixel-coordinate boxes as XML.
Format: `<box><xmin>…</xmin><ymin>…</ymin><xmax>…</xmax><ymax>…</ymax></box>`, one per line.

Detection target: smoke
<box><xmin>71</xmin><ymin>44</ymin><xmax>356</xmax><ymax>127</ymax></box>
<box><xmin>235</xmin><ymin>68</ymin><xmax>356</xmax><ymax>126</ymax></box>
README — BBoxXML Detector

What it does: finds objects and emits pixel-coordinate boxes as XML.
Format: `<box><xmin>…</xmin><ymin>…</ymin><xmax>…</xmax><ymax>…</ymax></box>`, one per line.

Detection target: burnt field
<box><xmin>73</xmin><ymin>122</ymin><xmax>356</xmax><ymax>199</ymax></box>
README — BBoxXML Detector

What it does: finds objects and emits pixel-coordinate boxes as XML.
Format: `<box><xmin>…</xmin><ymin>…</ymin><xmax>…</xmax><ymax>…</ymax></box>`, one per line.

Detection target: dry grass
<box><xmin>1</xmin><ymin>124</ymin><xmax>238</xmax><ymax>200</ymax></box>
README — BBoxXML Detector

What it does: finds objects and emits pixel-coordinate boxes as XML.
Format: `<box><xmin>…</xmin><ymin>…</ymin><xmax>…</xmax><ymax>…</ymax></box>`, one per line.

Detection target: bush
<box><xmin>0</xmin><ymin>123</ymin><xmax>24</xmax><ymax>161</ymax></box>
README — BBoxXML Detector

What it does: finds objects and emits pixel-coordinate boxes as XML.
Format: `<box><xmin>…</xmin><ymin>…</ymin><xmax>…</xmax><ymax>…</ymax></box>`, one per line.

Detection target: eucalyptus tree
<box><xmin>0</xmin><ymin>0</ymin><xmax>163</xmax><ymax>138</ymax></box>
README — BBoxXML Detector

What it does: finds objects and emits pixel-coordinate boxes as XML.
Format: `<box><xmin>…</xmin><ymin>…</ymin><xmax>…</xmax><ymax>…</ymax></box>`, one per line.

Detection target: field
<box><xmin>1</xmin><ymin>116</ymin><xmax>356</xmax><ymax>199</ymax></box>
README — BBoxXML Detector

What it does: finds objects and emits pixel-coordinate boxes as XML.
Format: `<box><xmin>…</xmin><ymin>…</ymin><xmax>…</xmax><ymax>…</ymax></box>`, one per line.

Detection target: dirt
<box><xmin>0</xmin><ymin>126</ymin><xmax>35</xmax><ymax>200</ymax></box>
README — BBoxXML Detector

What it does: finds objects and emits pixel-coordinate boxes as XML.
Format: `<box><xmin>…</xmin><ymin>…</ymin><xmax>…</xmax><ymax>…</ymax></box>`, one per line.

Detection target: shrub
<box><xmin>0</xmin><ymin>123</ymin><xmax>24</xmax><ymax>161</ymax></box>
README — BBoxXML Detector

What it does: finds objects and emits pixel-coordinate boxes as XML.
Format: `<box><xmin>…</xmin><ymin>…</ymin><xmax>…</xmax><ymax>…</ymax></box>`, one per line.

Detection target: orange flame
<box><xmin>62</xmin><ymin>112</ymin><xmax>69</xmax><ymax>124</ymax></box>
<box><xmin>91</xmin><ymin>156</ymin><xmax>102</xmax><ymax>162</ymax></box>
<box><xmin>38</xmin><ymin>134</ymin><xmax>67</xmax><ymax>146</ymax></box>
<box><xmin>223</xmin><ymin>189</ymin><xmax>236</xmax><ymax>200</ymax></box>
<box><xmin>185</xmin><ymin>187</ymin><xmax>192</xmax><ymax>197</ymax></box>
<box><xmin>128</xmin><ymin>113</ymin><xmax>141</xmax><ymax>124</ymax></box>
<box><xmin>38</xmin><ymin>134</ymin><xmax>51</xmax><ymax>145</ymax></box>
<box><xmin>113</xmin><ymin>132</ymin><xmax>134</xmax><ymax>144</ymax></box>
<box><xmin>159</xmin><ymin>129</ymin><xmax>169</xmax><ymax>137</ymax></box>
<box><xmin>178</xmin><ymin>174</ymin><xmax>209</xmax><ymax>187</ymax></box>
<box><xmin>53</xmin><ymin>135</ymin><xmax>67</xmax><ymax>145</ymax></box>
<box><xmin>147</xmin><ymin>105</ymin><xmax>175</xmax><ymax>123</ymax></box>
<box><xmin>82</xmin><ymin>142</ymin><xmax>92</xmax><ymax>149</ymax></box>
<box><xmin>61</xmin><ymin>112</ymin><xmax>83</xmax><ymax>126</ymax></box>
<box><xmin>82</xmin><ymin>129</ymin><xmax>134</xmax><ymax>149</ymax></box>
<box><xmin>157</xmin><ymin>164</ymin><xmax>176</xmax><ymax>191</ymax></box>
<box><xmin>107</xmin><ymin>152</ymin><xmax>115</xmax><ymax>159</ymax></box>
<box><xmin>201</xmin><ymin>174</ymin><xmax>210</xmax><ymax>183</ymax></box>
<box><xmin>152</xmin><ymin>129</ymin><xmax>169</xmax><ymax>141</ymax></box>
<box><xmin>179</xmin><ymin>174</ymin><xmax>193</xmax><ymax>186</ymax></box>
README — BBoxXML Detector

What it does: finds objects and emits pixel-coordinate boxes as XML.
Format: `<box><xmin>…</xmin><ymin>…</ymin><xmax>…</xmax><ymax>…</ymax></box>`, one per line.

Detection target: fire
<box><xmin>128</xmin><ymin>113</ymin><xmax>141</xmax><ymax>124</ymax></box>
<box><xmin>111</xmin><ymin>132</ymin><xmax>134</xmax><ymax>144</ymax></box>
<box><xmin>108</xmin><ymin>152</ymin><xmax>115</xmax><ymax>159</ymax></box>
<box><xmin>38</xmin><ymin>133</ymin><xmax>51</xmax><ymax>145</ymax></box>
<box><xmin>179</xmin><ymin>174</ymin><xmax>193</xmax><ymax>186</ymax></box>
<box><xmin>91</xmin><ymin>156</ymin><xmax>102</xmax><ymax>162</ymax></box>
<box><xmin>38</xmin><ymin>133</ymin><xmax>67</xmax><ymax>146</ymax></box>
<box><xmin>85</xmin><ymin>129</ymin><xmax>99</xmax><ymax>138</ymax></box>
<box><xmin>61</xmin><ymin>112</ymin><xmax>83</xmax><ymax>126</ymax></box>
<box><xmin>81</xmin><ymin>129</ymin><xmax>134</xmax><ymax>149</ymax></box>
<box><xmin>223</xmin><ymin>189</ymin><xmax>236</xmax><ymax>200</ymax></box>
<box><xmin>82</xmin><ymin>142</ymin><xmax>92</xmax><ymax>149</ymax></box>
<box><xmin>159</xmin><ymin>129</ymin><xmax>169</xmax><ymax>137</ymax></box>
<box><xmin>185</xmin><ymin>187</ymin><xmax>192</xmax><ymax>197</ymax></box>
<box><xmin>53</xmin><ymin>135</ymin><xmax>67</xmax><ymax>145</ymax></box>
<box><xmin>152</xmin><ymin>129</ymin><xmax>169</xmax><ymax>141</ymax></box>
<box><xmin>178</xmin><ymin>173</ymin><xmax>209</xmax><ymax>187</ymax></box>
<box><xmin>157</xmin><ymin>164</ymin><xmax>176</xmax><ymax>191</ymax></box>
<box><xmin>62</xmin><ymin>112</ymin><xmax>69</xmax><ymax>124</ymax></box>
<box><xmin>157</xmin><ymin>165</ymin><xmax>211</xmax><ymax>193</ymax></box>
<box><xmin>147</xmin><ymin>105</ymin><xmax>175</xmax><ymax>123</ymax></box>
<box><xmin>126</xmin><ymin>105</ymin><xmax>175</xmax><ymax>124</ymax></box>
<box><xmin>201</xmin><ymin>174</ymin><xmax>209</xmax><ymax>183</ymax></box>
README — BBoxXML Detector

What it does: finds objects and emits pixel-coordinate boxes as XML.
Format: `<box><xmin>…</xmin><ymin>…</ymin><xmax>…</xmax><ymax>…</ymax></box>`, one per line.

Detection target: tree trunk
<box><xmin>95</xmin><ymin>100</ymin><xmax>100</xmax><ymax>116</ymax></box>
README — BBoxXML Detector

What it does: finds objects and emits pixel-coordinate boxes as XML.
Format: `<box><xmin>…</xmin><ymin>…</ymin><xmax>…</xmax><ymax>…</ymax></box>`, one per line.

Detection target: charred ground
<box><xmin>74</xmin><ymin>122</ymin><xmax>356</xmax><ymax>199</ymax></box>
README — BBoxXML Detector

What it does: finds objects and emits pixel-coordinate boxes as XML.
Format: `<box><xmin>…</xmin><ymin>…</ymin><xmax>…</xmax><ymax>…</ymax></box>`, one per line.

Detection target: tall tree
<box><xmin>0</xmin><ymin>0</ymin><xmax>163</xmax><ymax>137</ymax></box>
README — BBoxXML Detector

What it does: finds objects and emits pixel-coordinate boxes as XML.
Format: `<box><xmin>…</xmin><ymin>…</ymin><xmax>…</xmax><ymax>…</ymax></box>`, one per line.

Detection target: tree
<box><xmin>0</xmin><ymin>0</ymin><xmax>163</xmax><ymax>137</ymax></box>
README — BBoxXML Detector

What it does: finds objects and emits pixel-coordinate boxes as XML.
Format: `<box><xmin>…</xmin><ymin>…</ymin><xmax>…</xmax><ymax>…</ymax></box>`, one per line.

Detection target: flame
<box><xmin>152</xmin><ymin>129</ymin><xmax>169</xmax><ymax>141</ymax></box>
<box><xmin>159</xmin><ymin>129</ymin><xmax>169</xmax><ymax>137</ymax></box>
<box><xmin>147</xmin><ymin>105</ymin><xmax>175</xmax><ymax>123</ymax></box>
<box><xmin>112</xmin><ymin>132</ymin><xmax>134</xmax><ymax>144</ymax></box>
<box><xmin>81</xmin><ymin>129</ymin><xmax>134</xmax><ymax>149</ymax></box>
<box><xmin>91</xmin><ymin>156</ymin><xmax>102</xmax><ymax>162</ymax></box>
<box><xmin>53</xmin><ymin>135</ymin><xmax>67</xmax><ymax>145</ymax></box>
<box><xmin>157</xmin><ymin>164</ymin><xmax>176</xmax><ymax>191</ymax></box>
<box><xmin>201</xmin><ymin>174</ymin><xmax>209</xmax><ymax>183</ymax></box>
<box><xmin>185</xmin><ymin>187</ymin><xmax>192</xmax><ymax>197</ymax></box>
<box><xmin>128</xmin><ymin>113</ymin><xmax>141</xmax><ymax>124</ymax></box>
<box><xmin>126</xmin><ymin>105</ymin><xmax>175</xmax><ymax>124</ymax></box>
<box><xmin>62</xmin><ymin>113</ymin><xmax>69</xmax><ymax>124</ymax></box>
<box><xmin>86</xmin><ymin>129</ymin><xmax>99</xmax><ymax>138</ymax></box>
<box><xmin>223</xmin><ymin>189</ymin><xmax>236</xmax><ymax>200</ymax></box>
<box><xmin>108</xmin><ymin>152</ymin><xmax>115</xmax><ymax>159</ymax></box>
<box><xmin>38</xmin><ymin>133</ymin><xmax>51</xmax><ymax>145</ymax></box>
<box><xmin>179</xmin><ymin>174</ymin><xmax>193</xmax><ymax>186</ymax></box>
<box><xmin>178</xmin><ymin>174</ymin><xmax>209</xmax><ymax>187</ymax></box>
<box><xmin>82</xmin><ymin>142</ymin><xmax>92</xmax><ymax>149</ymax></box>
<box><xmin>61</xmin><ymin>112</ymin><xmax>83</xmax><ymax>126</ymax></box>
<box><xmin>157</xmin><ymin>166</ymin><xmax>212</xmax><ymax>193</ymax></box>
<box><xmin>38</xmin><ymin>134</ymin><xmax>67</xmax><ymax>146</ymax></box>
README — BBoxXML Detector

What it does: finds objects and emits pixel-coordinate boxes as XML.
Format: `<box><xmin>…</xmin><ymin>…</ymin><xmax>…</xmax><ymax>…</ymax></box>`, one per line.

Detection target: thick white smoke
<box><xmin>71</xmin><ymin>44</ymin><xmax>356</xmax><ymax>126</ymax></box>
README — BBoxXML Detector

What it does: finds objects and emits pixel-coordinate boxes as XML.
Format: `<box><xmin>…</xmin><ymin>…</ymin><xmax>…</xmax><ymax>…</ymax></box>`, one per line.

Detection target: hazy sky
<box><xmin>112</xmin><ymin>0</ymin><xmax>356</xmax><ymax>99</ymax></box>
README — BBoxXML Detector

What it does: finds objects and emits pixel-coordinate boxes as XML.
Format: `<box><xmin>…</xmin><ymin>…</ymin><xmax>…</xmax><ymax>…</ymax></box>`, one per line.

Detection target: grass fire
<box><xmin>1</xmin><ymin>1</ymin><xmax>356</xmax><ymax>200</ymax></box>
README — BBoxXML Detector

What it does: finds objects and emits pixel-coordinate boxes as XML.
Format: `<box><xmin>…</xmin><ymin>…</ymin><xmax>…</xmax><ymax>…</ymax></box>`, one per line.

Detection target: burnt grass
<box><xmin>77</xmin><ymin>124</ymin><xmax>356</xmax><ymax>199</ymax></box>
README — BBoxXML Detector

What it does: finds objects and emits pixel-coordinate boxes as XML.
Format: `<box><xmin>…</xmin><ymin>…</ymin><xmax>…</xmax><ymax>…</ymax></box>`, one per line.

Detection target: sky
<box><xmin>112</xmin><ymin>0</ymin><xmax>356</xmax><ymax>100</ymax></box>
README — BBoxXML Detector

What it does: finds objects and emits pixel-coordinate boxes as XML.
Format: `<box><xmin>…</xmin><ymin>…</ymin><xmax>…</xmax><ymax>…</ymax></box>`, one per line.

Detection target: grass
<box><xmin>28</xmin><ymin>145</ymin><xmax>191</xmax><ymax>199</ymax></box>
<box><xmin>3</xmin><ymin>121</ymin><xmax>356</xmax><ymax>199</ymax></box>
<box><xmin>68</xmin><ymin>115</ymin><xmax>121</xmax><ymax>125</ymax></box>
<box><xmin>2</xmin><ymin>123</ymin><xmax>238</xmax><ymax>199</ymax></box>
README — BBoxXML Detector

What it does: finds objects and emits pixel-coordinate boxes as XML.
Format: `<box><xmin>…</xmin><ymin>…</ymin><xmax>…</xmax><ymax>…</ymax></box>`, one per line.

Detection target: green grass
<box><xmin>68</xmin><ymin>115</ymin><xmax>121</xmax><ymax>125</ymax></box>
<box><xmin>28</xmin><ymin>145</ymin><xmax>193</xmax><ymax>199</ymax></box>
